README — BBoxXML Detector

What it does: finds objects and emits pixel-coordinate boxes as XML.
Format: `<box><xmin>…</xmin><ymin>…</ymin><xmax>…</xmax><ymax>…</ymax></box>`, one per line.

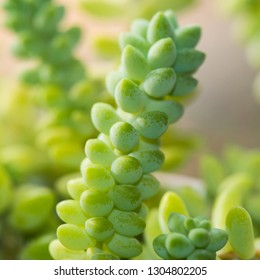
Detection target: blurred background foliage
<box><xmin>218</xmin><ymin>0</ymin><xmax>260</xmax><ymax>102</ymax></box>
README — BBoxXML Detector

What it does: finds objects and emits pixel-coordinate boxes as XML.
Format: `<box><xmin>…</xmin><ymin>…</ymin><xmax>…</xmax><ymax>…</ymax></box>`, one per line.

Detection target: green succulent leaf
<box><xmin>226</xmin><ymin>207</ymin><xmax>255</xmax><ymax>260</ymax></box>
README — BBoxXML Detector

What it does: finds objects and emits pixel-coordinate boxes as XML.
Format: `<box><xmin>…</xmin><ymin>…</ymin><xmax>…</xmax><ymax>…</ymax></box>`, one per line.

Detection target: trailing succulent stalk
<box><xmin>4</xmin><ymin>0</ymin><xmax>107</xmax><ymax>171</ymax></box>
<box><xmin>4</xmin><ymin>0</ymin><xmax>85</xmax><ymax>89</ymax></box>
<box><xmin>49</xmin><ymin>10</ymin><xmax>205</xmax><ymax>260</ymax></box>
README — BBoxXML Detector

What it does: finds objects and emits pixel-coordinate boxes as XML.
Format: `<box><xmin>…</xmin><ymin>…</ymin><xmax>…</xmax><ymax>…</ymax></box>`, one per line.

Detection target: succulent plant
<box><xmin>49</xmin><ymin>10</ymin><xmax>205</xmax><ymax>260</ymax></box>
